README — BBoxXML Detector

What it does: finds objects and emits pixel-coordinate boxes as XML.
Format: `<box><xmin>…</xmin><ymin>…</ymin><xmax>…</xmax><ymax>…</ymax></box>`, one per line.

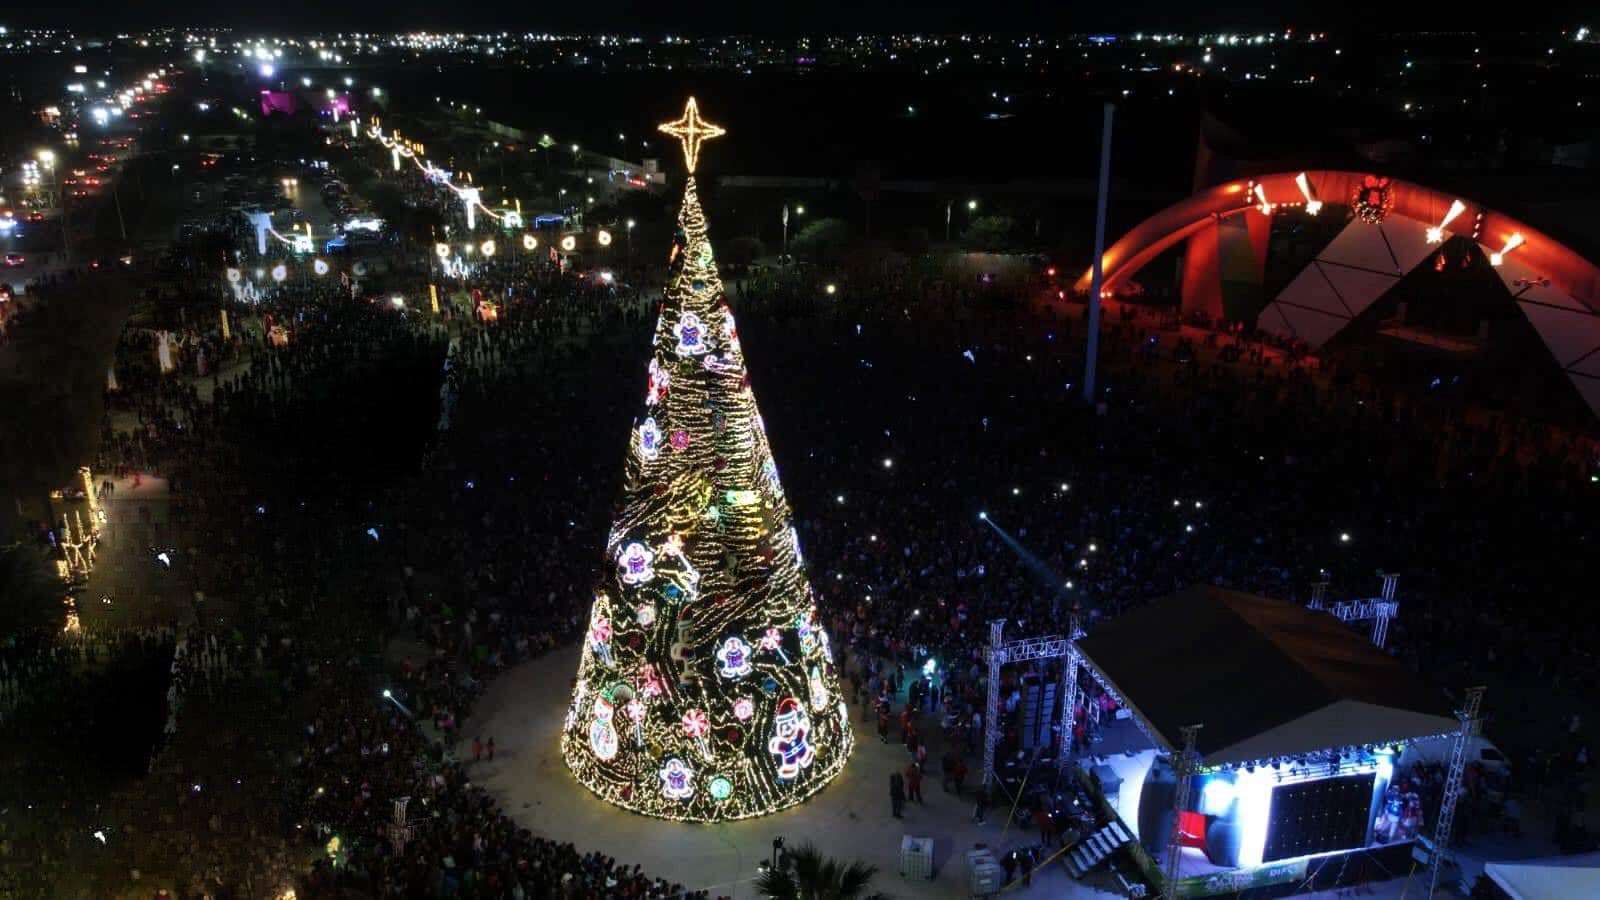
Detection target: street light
<box><xmin>597</xmin><ymin>229</ymin><xmax>612</xmax><ymax>246</ymax></box>
<box><xmin>782</xmin><ymin>203</ymin><xmax>806</xmax><ymax>262</ymax></box>
<box><xmin>480</xmin><ymin>239</ymin><xmax>496</xmax><ymax>257</ymax></box>
<box><xmin>967</xmin><ymin>199</ymin><xmax>978</xmax><ymax>211</ymax></box>
<box><xmin>522</xmin><ymin>233</ymin><xmax>537</xmax><ymax>251</ymax></box>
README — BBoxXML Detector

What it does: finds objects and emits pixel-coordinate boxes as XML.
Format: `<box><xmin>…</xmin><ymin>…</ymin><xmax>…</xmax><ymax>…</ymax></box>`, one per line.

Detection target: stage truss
<box><xmin>1310</xmin><ymin>572</ymin><xmax>1400</xmax><ymax>649</ymax></box>
<box><xmin>981</xmin><ymin>619</ymin><xmax>1083</xmax><ymax>786</ymax></box>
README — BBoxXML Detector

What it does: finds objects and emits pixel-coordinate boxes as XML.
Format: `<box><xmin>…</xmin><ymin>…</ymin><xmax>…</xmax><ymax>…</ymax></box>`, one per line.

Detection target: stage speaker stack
<box><xmin>1137</xmin><ymin>756</ymin><xmax>1178</xmax><ymax>858</ymax></box>
<box><xmin>1020</xmin><ymin>674</ymin><xmax>1057</xmax><ymax>750</ymax></box>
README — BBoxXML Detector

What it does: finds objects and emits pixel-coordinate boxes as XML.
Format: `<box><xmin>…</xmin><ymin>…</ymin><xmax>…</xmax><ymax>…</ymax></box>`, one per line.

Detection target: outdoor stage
<box><xmin>462</xmin><ymin>645</ymin><xmax>1121</xmax><ymax>899</ymax></box>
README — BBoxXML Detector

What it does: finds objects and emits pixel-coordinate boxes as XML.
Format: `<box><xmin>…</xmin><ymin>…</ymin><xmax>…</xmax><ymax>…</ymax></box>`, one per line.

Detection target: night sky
<box><xmin>8</xmin><ymin>2</ymin><xmax>1568</xmax><ymax>34</ymax></box>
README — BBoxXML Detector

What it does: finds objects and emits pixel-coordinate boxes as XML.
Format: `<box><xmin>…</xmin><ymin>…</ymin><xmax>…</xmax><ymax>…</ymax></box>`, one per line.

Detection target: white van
<box><xmin>1399</xmin><ymin>736</ymin><xmax>1510</xmax><ymax>776</ymax></box>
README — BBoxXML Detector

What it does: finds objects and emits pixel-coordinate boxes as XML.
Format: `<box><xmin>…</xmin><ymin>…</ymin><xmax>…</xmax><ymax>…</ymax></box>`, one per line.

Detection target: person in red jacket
<box><xmin>905</xmin><ymin>762</ymin><xmax>924</xmax><ymax>804</ymax></box>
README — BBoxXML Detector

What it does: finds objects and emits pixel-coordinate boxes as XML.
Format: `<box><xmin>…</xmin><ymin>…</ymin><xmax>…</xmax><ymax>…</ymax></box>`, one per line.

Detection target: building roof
<box><xmin>1076</xmin><ymin>585</ymin><xmax>1458</xmax><ymax>766</ymax></box>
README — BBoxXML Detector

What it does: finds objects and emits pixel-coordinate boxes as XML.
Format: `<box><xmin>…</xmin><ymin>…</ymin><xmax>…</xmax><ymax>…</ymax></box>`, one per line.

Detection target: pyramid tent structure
<box><xmin>561</xmin><ymin>106</ymin><xmax>851</xmax><ymax>822</ymax></box>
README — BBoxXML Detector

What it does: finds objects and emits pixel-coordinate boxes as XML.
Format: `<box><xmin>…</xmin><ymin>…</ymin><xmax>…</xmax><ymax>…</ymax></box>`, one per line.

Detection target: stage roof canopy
<box><xmin>1076</xmin><ymin>585</ymin><xmax>1458</xmax><ymax>766</ymax></box>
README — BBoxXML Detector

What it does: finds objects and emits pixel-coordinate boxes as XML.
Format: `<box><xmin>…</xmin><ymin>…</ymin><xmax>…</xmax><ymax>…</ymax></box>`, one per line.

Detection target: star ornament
<box><xmin>658</xmin><ymin>97</ymin><xmax>726</xmax><ymax>174</ymax></box>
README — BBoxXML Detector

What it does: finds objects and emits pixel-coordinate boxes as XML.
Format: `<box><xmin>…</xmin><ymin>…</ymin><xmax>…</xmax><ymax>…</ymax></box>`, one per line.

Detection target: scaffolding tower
<box><xmin>1161</xmin><ymin>724</ymin><xmax>1203</xmax><ymax>900</ymax></box>
<box><xmin>1427</xmin><ymin>686</ymin><xmax>1485</xmax><ymax>898</ymax></box>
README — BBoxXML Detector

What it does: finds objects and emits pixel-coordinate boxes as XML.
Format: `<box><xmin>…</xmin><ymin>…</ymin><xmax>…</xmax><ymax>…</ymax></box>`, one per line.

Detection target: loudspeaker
<box><xmin>1138</xmin><ymin>756</ymin><xmax>1177</xmax><ymax>857</ymax></box>
<box><xmin>1205</xmin><ymin>817</ymin><xmax>1242</xmax><ymax>867</ymax></box>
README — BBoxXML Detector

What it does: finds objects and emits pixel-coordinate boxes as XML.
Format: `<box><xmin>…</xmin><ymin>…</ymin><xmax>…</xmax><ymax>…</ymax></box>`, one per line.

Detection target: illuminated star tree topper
<box><xmin>657</xmin><ymin>96</ymin><xmax>726</xmax><ymax>174</ymax></box>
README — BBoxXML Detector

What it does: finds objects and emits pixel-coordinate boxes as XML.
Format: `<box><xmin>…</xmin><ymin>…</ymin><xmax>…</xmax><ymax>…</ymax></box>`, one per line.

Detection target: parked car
<box><xmin>2</xmin><ymin>253</ymin><xmax>24</xmax><ymax>268</ymax></box>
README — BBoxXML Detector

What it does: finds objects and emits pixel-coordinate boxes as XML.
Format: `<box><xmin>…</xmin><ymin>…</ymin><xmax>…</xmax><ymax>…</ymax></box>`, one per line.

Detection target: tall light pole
<box><xmin>1084</xmin><ymin>103</ymin><xmax>1115</xmax><ymax>406</ymax></box>
<box><xmin>781</xmin><ymin>203</ymin><xmax>804</xmax><ymax>262</ymax></box>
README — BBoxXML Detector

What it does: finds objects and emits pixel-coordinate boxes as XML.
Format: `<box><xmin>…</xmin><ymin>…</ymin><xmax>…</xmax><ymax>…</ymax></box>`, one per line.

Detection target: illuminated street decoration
<box><xmin>561</xmin><ymin>103</ymin><xmax>850</xmax><ymax>821</ymax></box>
<box><xmin>1427</xmin><ymin>199</ymin><xmax>1467</xmax><ymax>244</ymax></box>
<box><xmin>1352</xmin><ymin>175</ymin><xmax>1394</xmax><ymax>224</ymax></box>
<box><xmin>1295</xmin><ymin>172</ymin><xmax>1323</xmax><ymax>215</ymax></box>
<box><xmin>1489</xmin><ymin>232</ymin><xmax>1524</xmax><ymax>267</ymax></box>
<box><xmin>1252</xmin><ymin>183</ymin><xmax>1274</xmax><ymax>216</ymax></box>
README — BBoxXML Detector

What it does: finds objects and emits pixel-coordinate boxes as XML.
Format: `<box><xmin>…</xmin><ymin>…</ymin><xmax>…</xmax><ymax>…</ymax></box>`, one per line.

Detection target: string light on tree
<box><xmin>561</xmin><ymin>99</ymin><xmax>851</xmax><ymax>822</ymax></box>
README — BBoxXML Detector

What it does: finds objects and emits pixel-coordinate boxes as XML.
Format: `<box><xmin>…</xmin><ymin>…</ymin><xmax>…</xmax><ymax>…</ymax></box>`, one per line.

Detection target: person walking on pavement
<box><xmin>972</xmin><ymin>782</ymin><xmax>989</xmax><ymax>824</ymax></box>
<box><xmin>905</xmin><ymin>762</ymin><xmax>924</xmax><ymax>804</ymax></box>
<box><xmin>486</xmin><ymin>737</ymin><xmax>496</xmax><ymax>760</ymax></box>
<box><xmin>471</xmin><ymin>736</ymin><xmax>483</xmax><ymax>762</ymax></box>
<box><xmin>889</xmin><ymin>771</ymin><xmax>906</xmax><ymax>819</ymax></box>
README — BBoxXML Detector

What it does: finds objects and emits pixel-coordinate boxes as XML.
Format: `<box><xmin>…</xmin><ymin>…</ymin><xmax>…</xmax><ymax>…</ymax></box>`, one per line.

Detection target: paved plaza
<box><xmin>463</xmin><ymin>645</ymin><xmax>1122</xmax><ymax>899</ymax></box>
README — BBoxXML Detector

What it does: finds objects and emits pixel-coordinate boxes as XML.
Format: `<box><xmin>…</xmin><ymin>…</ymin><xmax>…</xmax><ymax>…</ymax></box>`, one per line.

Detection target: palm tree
<box><xmin>753</xmin><ymin>843</ymin><xmax>890</xmax><ymax>900</ymax></box>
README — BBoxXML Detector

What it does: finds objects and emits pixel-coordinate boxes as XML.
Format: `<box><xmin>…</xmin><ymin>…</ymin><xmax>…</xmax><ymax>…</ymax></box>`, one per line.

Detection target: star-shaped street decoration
<box><xmin>657</xmin><ymin>97</ymin><xmax>726</xmax><ymax>174</ymax></box>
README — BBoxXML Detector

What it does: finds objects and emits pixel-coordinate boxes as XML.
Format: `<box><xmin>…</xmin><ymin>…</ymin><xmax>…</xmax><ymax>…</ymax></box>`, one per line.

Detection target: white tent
<box><xmin>1484</xmin><ymin>852</ymin><xmax>1600</xmax><ymax>899</ymax></box>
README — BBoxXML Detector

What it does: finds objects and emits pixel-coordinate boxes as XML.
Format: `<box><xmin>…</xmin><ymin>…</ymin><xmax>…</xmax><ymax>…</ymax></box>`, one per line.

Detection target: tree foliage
<box><xmin>791</xmin><ymin>218</ymin><xmax>851</xmax><ymax>263</ymax></box>
<box><xmin>963</xmin><ymin>215</ymin><xmax>1016</xmax><ymax>252</ymax></box>
<box><xmin>753</xmin><ymin>844</ymin><xmax>889</xmax><ymax>900</ymax></box>
<box><xmin>0</xmin><ymin>543</ymin><xmax>61</xmax><ymax>637</ymax></box>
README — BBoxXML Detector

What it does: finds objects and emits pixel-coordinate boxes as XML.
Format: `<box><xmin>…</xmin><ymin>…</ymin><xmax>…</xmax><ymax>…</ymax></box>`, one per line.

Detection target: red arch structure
<box><xmin>1076</xmin><ymin>170</ymin><xmax>1600</xmax><ymax>416</ymax></box>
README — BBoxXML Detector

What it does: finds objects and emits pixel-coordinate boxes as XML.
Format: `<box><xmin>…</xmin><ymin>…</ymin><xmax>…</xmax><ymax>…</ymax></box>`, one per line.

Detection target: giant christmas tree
<box><xmin>561</xmin><ymin>99</ymin><xmax>852</xmax><ymax>822</ymax></box>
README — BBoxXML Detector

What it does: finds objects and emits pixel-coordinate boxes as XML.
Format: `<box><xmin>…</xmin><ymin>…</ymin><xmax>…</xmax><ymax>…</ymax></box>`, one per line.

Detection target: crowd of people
<box><xmin>1</xmin><ymin>118</ymin><xmax>1597</xmax><ymax>899</ymax></box>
